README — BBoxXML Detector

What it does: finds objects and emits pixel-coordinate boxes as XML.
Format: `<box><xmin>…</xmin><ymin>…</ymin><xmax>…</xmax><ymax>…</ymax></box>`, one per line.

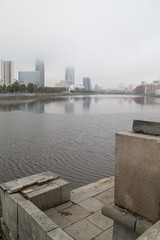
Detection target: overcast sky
<box><xmin>1</xmin><ymin>0</ymin><xmax>160</xmax><ymax>88</ymax></box>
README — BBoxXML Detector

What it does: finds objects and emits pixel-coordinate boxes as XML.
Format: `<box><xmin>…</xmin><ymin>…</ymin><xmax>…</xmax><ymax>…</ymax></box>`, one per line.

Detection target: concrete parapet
<box><xmin>115</xmin><ymin>131</ymin><xmax>160</xmax><ymax>222</ymax></box>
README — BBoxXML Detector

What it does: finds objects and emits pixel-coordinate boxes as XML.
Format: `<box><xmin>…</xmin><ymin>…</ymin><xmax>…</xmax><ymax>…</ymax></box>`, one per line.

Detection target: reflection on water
<box><xmin>0</xmin><ymin>95</ymin><xmax>160</xmax><ymax>114</ymax></box>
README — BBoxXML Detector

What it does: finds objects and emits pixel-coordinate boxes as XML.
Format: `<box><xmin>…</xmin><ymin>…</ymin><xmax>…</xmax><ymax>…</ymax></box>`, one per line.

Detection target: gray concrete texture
<box><xmin>115</xmin><ymin>131</ymin><xmax>160</xmax><ymax>222</ymax></box>
<box><xmin>137</xmin><ymin>220</ymin><xmax>160</xmax><ymax>240</ymax></box>
<box><xmin>133</xmin><ymin>119</ymin><xmax>160</xmax><ymax>136</ymax></box>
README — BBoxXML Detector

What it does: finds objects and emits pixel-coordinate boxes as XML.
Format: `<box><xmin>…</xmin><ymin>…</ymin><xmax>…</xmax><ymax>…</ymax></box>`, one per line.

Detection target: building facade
<box><xmin>18</xmin><ymin>71</ymin><xmax>40</xmax><ymax>86</ymax></box>
<box><xmin>83</xmin><ymin>77</ymin><xmax>91</xmax><ymax>90</ymax></box>
<box><xmin>65</xmin><ymin>67</ymin><xmax>75</xmax><ymax>84</ymax></box>
<box><xmin>35</xmin><ymin>60</ymin><xmax>45</xmax><ymax>87</ymax></box>
<box><xmin>0</xmin><ymin>60</ymin><xmax>14</xmax><ymax>86</ymax></box>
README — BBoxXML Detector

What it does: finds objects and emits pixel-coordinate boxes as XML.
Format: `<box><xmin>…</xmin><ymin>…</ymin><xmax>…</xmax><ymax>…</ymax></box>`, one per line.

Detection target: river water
<box><xmin>0</xmin><ymin>94</ymin><xmax>160</xmax><ymax>189</ymax></box>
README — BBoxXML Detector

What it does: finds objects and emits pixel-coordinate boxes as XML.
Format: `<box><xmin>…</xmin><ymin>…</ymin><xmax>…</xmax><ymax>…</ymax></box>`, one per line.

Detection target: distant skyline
<box><xmin>1</xmin><ymin>0</ymin><xmax>160</xmax><ymax>88</ymax></box>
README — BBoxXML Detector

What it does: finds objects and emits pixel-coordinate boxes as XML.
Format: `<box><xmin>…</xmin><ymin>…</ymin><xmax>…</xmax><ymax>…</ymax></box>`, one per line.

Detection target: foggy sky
<box><xmin>1</xmin><ymin>0</ymin><xmax>160</xmax><ymax>88</ymax></box>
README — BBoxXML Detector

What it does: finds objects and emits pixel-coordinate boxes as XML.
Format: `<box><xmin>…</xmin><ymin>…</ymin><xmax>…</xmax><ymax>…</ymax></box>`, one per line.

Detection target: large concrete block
<box><xmin>1</xmin><ymin>192</ymin><xmax>25</xmax><ymax>239</ymax></box>
<box><xmin>133</xmin><ymin>119</ymin><xmax>160</xmax><ymax>136</ymax></box>
<box><xmin>115</xmin><ymin>131</ymin><xmax>160</xmax><ymax>222</ymax></box>
<box><xmin>54</xmin><ymin>179</ymin><xmax>70</xmax><ymax>202</ymax></box>
<box><xmin>18</xmin><ymin>200</ymin><xmax>57</xmax><ymax>240</ymax></box>
<box><xmin>25</xmin><ymin>183</ymin><xmax>61</xmax><ymax>211</ymax></box>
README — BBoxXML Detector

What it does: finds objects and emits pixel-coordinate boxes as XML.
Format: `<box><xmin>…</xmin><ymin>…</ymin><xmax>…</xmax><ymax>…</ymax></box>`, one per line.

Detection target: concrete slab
<box><xmin>71</xmin><ymin>179</ymin><xmax>114</xmax><ymax>204</ymax></box>
<box><xmin>132</xmin><ymin>119</ymin><xmax>160</xmax><ymax>135</ymax></box>
<box><xmin>46</xmin><ymin>212</ymin><xmax>72</xmax><ymax>229</ymax></box>
<box><xmin>115</xmin><ymin>131</ymin><xmax>160</xmax><ymax>222</ymax></box>
<box><xmin>55</xmin><ymin>202</ymin><xmax>73</xmax><ymax>211</ymax></box>
<box><xmin>94</xmin><ymin>189</ymin><xmax>114</xmax><ymax>204</ymax></box>
<box><xmin>94</xmin><ymin>227</ymin><xmax>113</xmax><ymax>240</ymax></box>
<box><xmin>78</xmin><ymin>197</ymin><xmax>104</xmax><ymax>213</ymax></box>
<box><xmin>47</xmin><ymin>228</ymin><xmax>74</xmax><ymax>240</ymax></box>
<box><xmin>87</xmin><ymin>210</ymin><xmax>113</xmax><ymax>231</ymax></box>
<box><xmin>44</xmin><ymin>208</ymin><xmax>58</xmax><ymax>216</ymax></box>
<box><xmin>64</xmin><ymin>219</ymin><xmax>102</xmax><ymax>240</ymax></box>
<box><xmin>60</xmin><ymin>205</ymin><xmax>91</xmax><ymax>223</ymax></box>
<box><xmin>0</xmin><ymin>171</ymin><xmax>59</xmax><ymax>193</ymax></box>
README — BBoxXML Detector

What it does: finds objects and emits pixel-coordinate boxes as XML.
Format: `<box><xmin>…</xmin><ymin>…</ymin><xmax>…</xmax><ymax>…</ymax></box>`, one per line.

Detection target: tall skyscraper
<box><xmin>35</xmin><ymin>60</ymin><xmax>45</xmax><ymax>87</ymax></box>
<box><xmin>0</xmin><ymin>60</ymin><xmax>4</xmax><ymax>85</ymax></box>
<box><xmin>65</xmin><ymin>66</ymin><xmax>75</xmax><ymax>84</ymax></box>
<box><xmin>18</xmin><ymin>71</ymin><xmax>40</xmax><ymax>86</ymax></box>
<box><xmin>83</xmin><ymin>77</ymin><xmax>91</xmax><ymax>90</ymax></box>
<box><xmin>0</xmin><ymin>60</ymin><xmax>14</xmax><ymax>86</ymax></box>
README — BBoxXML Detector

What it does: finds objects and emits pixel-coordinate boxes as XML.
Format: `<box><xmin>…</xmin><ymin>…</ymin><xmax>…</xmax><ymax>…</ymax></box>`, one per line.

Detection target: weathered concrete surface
<box><xmin>18</xmin><ymin>200</ymin><xmax>57</xmax><ymax>240</ymax></box>
<box><xmin>64</xmin><ymin>219</ymin><xmax>102</xmax><ymax>240</ymax></box>
<box><xmin>133</xmin><ymin>119</ymin><xmax>160</xmax><ymax>136</ymax></box>
<box><xmin>0</xmin><ymin>171</ymin><xmax>59</xmax><ymax>194</ymax></box>
<box><xmin>47</xmin><ymin>228</ymin><xmax>74</xmax><ymax>240</ymax></box>
<box><xmin>94</xmin><ymin>227</ymin><xmax>113</xmax><ymax>240</ymax></box>
<box><xmin>115</xmin><ymin>131</ymin><xmax>160</xmax><ymax>222</ymax></box>
<box><xmin>113</xmin><ymin>221</ymin><xmax>139</xmax><ymax>240</ymax></box>
<box><xmin>1</xmin><ymin>192</ymin><xmax>25</xmax><ymax>239</ymax></box>
<box><xmin>137</xmin><ymin>220</ymin><xmax>160</xmax><ymax>240</ymax></box>
<box><xmin>25</xmin><ymin>183</ymin><xmax>61</xmax><ymax>211</ymax></box>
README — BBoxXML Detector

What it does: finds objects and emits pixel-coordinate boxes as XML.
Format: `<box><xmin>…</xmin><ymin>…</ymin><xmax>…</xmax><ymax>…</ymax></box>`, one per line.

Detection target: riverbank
<box><xmin>0</xmin><ymin>92</ymin><xmax>98</xmax><ymax>101</ymax></box>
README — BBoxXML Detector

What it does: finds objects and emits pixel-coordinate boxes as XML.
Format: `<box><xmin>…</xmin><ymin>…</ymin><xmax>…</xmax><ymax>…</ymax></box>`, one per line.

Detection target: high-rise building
<box><xmin>83</xmin><ymin>77</ymin><xmax>91</xmax><ymax>90</ymax></box>
<box><xmin>65</xmin><ymin>66</ymin><xmax>75</xmax><ymax>84</ymax></box>
<box><xmin>35</xmin><ymin>60</ymin><xmax>45</xmax><ymax>87</ymax></box>
<box><xmin>0</xmin><ymin>60</ymin><xmax>14</xmax><ymax>86</ymax></box>
<box><xmin>18</xmin><ymin>71</ymin><xmax>40</xmax><ymax>86</ymax></box>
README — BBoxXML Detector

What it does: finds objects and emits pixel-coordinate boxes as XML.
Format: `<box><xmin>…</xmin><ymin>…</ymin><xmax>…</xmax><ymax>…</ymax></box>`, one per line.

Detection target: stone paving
<box><xmin>44</xmin><ymin>177</ymin><xmax>114</xmax><ymax>240</ymax></box>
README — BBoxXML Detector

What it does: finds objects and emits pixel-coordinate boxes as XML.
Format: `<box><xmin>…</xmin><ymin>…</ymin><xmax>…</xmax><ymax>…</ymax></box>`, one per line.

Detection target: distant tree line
<box><xmin>0</xmin><ymin>82</ymin><xmax>67</xmax><ymax>93</ymax></box>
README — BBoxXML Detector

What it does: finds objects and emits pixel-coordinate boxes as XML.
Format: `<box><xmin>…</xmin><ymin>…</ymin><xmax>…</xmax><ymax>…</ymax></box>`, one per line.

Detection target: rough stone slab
<box><xmin>18</xmin><ymin>200</ymin><xmax>57</xmax><ymax>240</ymax></box>
<box><xmin>115</xmin><ymin>131</ymin><xmax>160</xmax><ymax>222</ymax></box>
<box><xmin>55</xmin><ymin>201</ymin><xmax>73</xmax><ymax>211</ymax></box>
<box><xmin>26</xmin><ymin>183</ymin><xmax>61</xmax><ymax>211</ymax></box>
<box><xmin>64</xmin><ymin>219</ymin><xmax>102</xmax><ymax>240</ymax></box>
<box><xmin>94</xmin><ymin>189</ymin><xmax>114</xmax><ymax>205</ymax></box>
<box><xmin>60</xmin><ymin>205</ymin><xmax>90</xmax><ymax>223</ymax></box>
<box><xmin>94</xmin><ymin>227</ymin><xmax>113</xmax><ymax>240</ymax></box>
<box><xmin>0</xmin><ymin>171</ymin><xmax>59</xmax><ymax>193</ymax></box>
<box><xmin>78</xmin><ymin>197</ymin><xmax>104</xmax><ymax>213</ymax></box>
<box><xmin>113</xmin><ymin>221</ymin><xmax>139</xmax><ymax>240</ymax></box>
<box><xmin>133</xmin><ymin>119</ymin><xmax>160</xmax><ymax>136</ymax></box>
<box><xmin>87</xmin><ymin>210</ymin><xmax>113</xmax><ymax>231</ymax></box>
<box><xmin>137</xmin><ymin>220</ymin><xmax>160</xmax><ymax>240</ymax></box>
<box><xmin>46</xmin><ymin>212</ymin><xmax>72</xmax><ymax>229</ymax></box>
<box><xmin>1</xmin><ymin>193</ymin><xmax>25</xmax><ymax>238</ymax></box>
<box><xmin>47</xmin><ymin>228</ymin><xmax>74</xmax><ymax>240</ymax></box>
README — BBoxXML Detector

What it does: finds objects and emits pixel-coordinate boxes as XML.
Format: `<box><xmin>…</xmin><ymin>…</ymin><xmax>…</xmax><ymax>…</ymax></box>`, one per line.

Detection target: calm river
<box><xmin>0</xmin><ymin>94</ymin><xmax>160</xmax><ymax>189</ymax></box>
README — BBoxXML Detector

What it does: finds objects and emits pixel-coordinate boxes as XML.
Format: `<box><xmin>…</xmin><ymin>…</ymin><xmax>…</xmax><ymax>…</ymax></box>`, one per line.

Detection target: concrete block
<box><xmin>113</xmin><ymin>221</ymin><xmax>139</xmax><ymax>240</ymax></box>
<box><xmin>1</xmin><ymin>192</ymin><xmax>25</xmax><ymax>239</ymax></box>
<box><xmin>78</xmin><ymin>197</ymin><xmax>104</xmax><ymax>212</ymax></box>
<box><xmin>47</xmin><ymin>228</ymin><xmax>74</xmax><ymax>240</ymax></box>
<box><xmin>115</xmin><ymin>131</ymin><xmax>160</xmax><ymax>222</ymax></box>
<box><xmin>94</xmin><ymin>227</ymin><xmax>113</xmax><ymax>240</ymax></box>
<box><xmin>64</xmin><ymin>219</ymin><xmax>102</xmax><ymax>240</ymax></box>
<box><xmin>18</xmin><ymin>200</ymin><xmax>57</xmax><ymax>240</ymax></box>
<box><xmin>60</xmin><ymin>205</ymin><xmax>90</xmax><ymax>223</ymax></box>
<box><xmin>54</xmin><ymin>179</ymin><xmax>70</xmax><ymax>202</ymax></box>
<box><xmin>133</xmin><ymin>119</ymin><xmax>160</xmax><ymax>135</ymax></box>
<box><xmin>25</xmin><ymin>183</ymin><xmax>61</xmax><ymax>211</ymax></box>
<box><xmin>1</xmin><ymin>218</ymin><xmax>17</xmax><ymax>240</ymax></box>
<box><xmin>87</xmin><ymin>210</ymin><xmax>113</xmax><ymax>231</ymax></box>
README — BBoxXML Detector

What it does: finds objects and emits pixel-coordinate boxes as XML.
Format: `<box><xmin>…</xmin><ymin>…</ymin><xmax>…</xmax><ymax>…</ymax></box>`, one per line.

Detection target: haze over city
<box><xmin>1</xmin><ymin>0</ymin><xmax>160</xmax><ymax>88</ymax></box>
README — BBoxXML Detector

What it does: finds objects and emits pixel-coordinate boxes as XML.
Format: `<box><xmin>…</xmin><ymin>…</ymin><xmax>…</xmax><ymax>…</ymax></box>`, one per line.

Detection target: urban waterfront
<box><xmin>0</xmin><ymin>94</ymin><xmax>160</xmax><ymax>189</ymax></box>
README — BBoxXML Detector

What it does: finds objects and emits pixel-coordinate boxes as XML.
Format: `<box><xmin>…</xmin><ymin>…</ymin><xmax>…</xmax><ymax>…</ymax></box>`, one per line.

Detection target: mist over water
<box><xmin>0</xmin><ymin>94</ymin><xmax>160</xmax><ymax>189</ymax></box>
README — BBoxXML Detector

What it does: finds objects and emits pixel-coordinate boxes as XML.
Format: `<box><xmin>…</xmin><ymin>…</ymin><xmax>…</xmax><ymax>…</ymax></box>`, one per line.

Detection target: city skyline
<box><xmin>1</xmin><ymin>0</ymin><xmax>160</xmax><ymax>88</ymax></box>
